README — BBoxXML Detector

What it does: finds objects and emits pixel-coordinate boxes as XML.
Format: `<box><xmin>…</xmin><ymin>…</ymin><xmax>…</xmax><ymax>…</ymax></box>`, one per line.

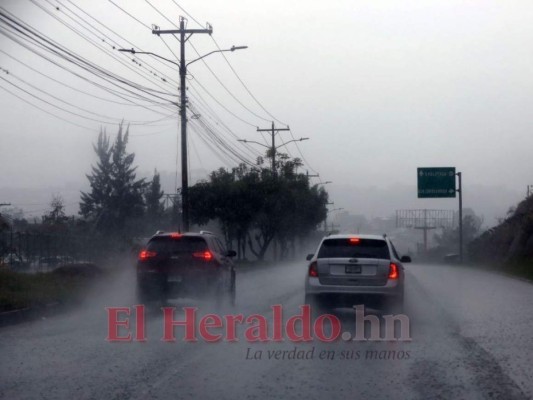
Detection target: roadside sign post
<box><xmin>457</xmin><ymin>172</ymin><xmax>463</xmax><ymax>264</ymax></box>
<box><xmin>417</xmin><ymin>167</ymin><xmax>463</xmax><ymax>263</ymax></box>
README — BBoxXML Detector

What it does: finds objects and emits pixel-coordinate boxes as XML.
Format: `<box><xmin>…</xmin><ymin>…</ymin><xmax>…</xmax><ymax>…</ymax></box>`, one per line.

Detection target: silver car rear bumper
<box><xmin>305</xmin><ymin>276</ymin><xmax>403</xmax><ymax>296</ymax></box>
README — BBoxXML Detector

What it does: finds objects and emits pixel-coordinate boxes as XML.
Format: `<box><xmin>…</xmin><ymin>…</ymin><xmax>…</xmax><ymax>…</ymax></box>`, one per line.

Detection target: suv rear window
<box><xmin>317</xmin><ymin>238</ymin><xmax>390</xmax><ymax>259</ymax></box>
<box><xmin>146</xmin><ymin>236</ymin><xmax>208</xmax><ymax>254</ymax></box>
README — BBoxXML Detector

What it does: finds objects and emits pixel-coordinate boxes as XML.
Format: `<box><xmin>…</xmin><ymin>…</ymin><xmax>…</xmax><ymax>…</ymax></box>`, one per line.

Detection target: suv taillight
<box><xmin>388</xmin><ymin>263</ymin><xmax>399</xmax><ymax>280</ymax></box>
<box><xmin>309</xmin><ymin>261</ymin><xmax>318</xmax><ymax>277</ymax></box>
<box><xmin>193</xmin><ymin>251</ymin><xmax>213</xmax><ymax>261</ymax></box>
<box><xmin>139</xmin><ymin>250</ymin><xmax>157</xmax><ymax>261</ymax></box>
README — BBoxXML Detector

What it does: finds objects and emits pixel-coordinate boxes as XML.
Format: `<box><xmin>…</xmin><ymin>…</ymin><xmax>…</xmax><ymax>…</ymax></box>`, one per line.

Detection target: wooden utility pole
<box><xmin>152</xmin><ymin>18</ymin><xmax>213</xmax><ymax>232</ymax></box>
<box><xmin>257</xmin><ymin>122</ymin><xmax>291</xmax><ymax>175</ymax></box>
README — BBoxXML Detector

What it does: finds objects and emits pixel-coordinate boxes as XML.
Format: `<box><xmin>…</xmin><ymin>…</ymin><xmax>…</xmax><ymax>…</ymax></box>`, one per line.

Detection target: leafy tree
<box><xmin>80</xmin><ymin>129</ymin><xmax>112</xmax><ymax>228</ymax></box>
<box><xmin>144</xmin><ymin>169</ymin><xmax>165</xmax><ymax>228</ymax></box>
<box><xmin>80</xmin><ymin>124</ymin><xmax>146</xmax><ymax>233</ymax></box>
<box><xmin>145</xmin><ymin>170</ymin><xmax>164</xmax><ymax>217</ymax></box>
<box><xmin>42</xmin><ymin>195</ymin><xmax>68</xmax><ymax>231</ymax></box>
<box><xmin>434</xmin><ymin>210</ymin><xmax>483</xmax><ymax>249</ymax></box>
<box><xmin>189</xmin><ymin>156</ymin><xmax>329</xmax><ymax>261</ymax></box>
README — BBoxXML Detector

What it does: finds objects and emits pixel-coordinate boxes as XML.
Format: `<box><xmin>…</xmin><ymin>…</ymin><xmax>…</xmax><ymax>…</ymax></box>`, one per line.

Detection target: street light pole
<box><xmin>146</xmin><ymin>19</ymin><xmax>246</xmax><ymax>231</ymax></box>
<box><xmin>122</xmin><ymin>33</ymin><xmax>246</xmax><ymax>231</ymax></box>
<box><xmin>178</xmin><ymin>19</ymin><xmax>190</xmax><ymax>232</ymax></box>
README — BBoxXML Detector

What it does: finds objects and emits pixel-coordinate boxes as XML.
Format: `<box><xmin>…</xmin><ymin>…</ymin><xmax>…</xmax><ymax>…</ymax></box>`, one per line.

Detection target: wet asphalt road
<box><xmin>1</xmin><ymin>261</ymin><xmax>533</xmax><ymax>400</ymax></box>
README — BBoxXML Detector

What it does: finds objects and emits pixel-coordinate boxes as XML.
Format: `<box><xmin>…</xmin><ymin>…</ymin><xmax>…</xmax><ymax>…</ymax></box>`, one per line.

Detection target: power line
<box><xmin>0</xmin><ymin>49</ymin><xmax>137</xmax><ymax>106</ymax></box>
<box><xmin>211</xmin><ymin>36</ymin><xmax>289</xmax><ymax>127</ymax></box>
<box><xmin>169</xmin><ymin>0</ymin><xmax>204</xmax><ymax>28</ymax></box>
<box><xmin>0</xmin><ymin>81</ymin><xmax>96</xmax><ymax>131</ymax></box>
<box><xmin>31</xmin><ymin>0</ymin><xmax>175</xmax><ymax>94</ymax></box>
<box><xmin>188</xmin><ymin>41</ymin><xmax>272</xmax><ymax>124</ymax></box>
<box><xmin>56</xmin><ymin>0</ymin><xmax>180</xmax><ymax>88</ymax></box>
<box><xmin>0</xmin><ymin>69</ymin><xmax>176</xmax><ymax>126</ymax></box>
<box><xmin>107</xmin><ymin>0</ymin><xmax>151</xmax><ymax>30</ymax></box>
<box><xmin>0</xmin><ymin>10</ymin><xmax>179</xmax><ymax>106</ymax></box>
<box><xmin>0</xmin><ymin>28</ymin><xmax>176</xmax><ymax>114</ymax></box>
<box><xmin>64</xmin><ymin>0</ymin><xmax>180</xmax><ymax>87</ymax></box>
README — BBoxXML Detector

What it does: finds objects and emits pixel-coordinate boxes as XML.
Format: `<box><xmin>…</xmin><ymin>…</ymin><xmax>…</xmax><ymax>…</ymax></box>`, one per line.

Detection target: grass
<box><xmin>501</xmin><ymin>262</ymin><xmax>533</xmax><ymax>282</ymax></box>
<box><xmin>0</xmin><ymin>263</ymin><xmax>103</xmax><ymax>313</ymax></box>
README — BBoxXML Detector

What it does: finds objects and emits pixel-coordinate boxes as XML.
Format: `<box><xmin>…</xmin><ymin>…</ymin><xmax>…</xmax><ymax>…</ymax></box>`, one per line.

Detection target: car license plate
<box><xmin>345</xmin><ymin>265</ymin><xmax>361</xmax><ymax>274</ymax></box>
<box><xmin>168</xmin><ymin>275</ymin><xmax>183</xmax><ymax>283</ymax></box>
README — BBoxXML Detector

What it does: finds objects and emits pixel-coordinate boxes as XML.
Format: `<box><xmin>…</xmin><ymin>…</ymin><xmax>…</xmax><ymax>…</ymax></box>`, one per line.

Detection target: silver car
<box><xmin>304</xmin><ymin>234</ymin><xmax>410</xmax><ymax>312</ymax></box>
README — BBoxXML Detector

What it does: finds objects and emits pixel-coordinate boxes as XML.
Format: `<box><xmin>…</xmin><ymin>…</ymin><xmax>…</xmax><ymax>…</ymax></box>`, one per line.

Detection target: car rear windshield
<box><xmin>146</xmin><ymin>236</ymin><xmax>208</xmax><ymax>254</ymax></box>
<box><xmin>317</xmin><ymin>238</ymin><xmax>390</xmax><ymax>259</ymax></box>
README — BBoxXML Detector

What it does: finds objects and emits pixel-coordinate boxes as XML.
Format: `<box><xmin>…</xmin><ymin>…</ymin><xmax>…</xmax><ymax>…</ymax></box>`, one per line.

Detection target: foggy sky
<box><xmin>1</xmin><ymin>0</ymin><xmax>532</xmax><ymax>225</ymax></box>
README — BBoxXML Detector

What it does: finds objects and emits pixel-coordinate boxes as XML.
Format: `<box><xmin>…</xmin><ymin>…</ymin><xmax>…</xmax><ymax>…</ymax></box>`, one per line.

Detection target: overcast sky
<box><xmin>1</xmin><ymin>0</ymin><xmax>532</xmax><ymax>224</ymax></box>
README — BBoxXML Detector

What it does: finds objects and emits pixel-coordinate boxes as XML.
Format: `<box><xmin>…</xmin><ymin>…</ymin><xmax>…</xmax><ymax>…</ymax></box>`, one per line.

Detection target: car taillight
<box><xmin>309</xmin><ymin>261</ymin><xmax>318</xmax><ymax>277</ymax></box>
<box><xmin>193</xmin><ymin>251</ymin><xmax>213</xmax><ymax>261</ymax></box>
<box><xmin>388</xmin><ymin>263</ymin><xmax>399</xmax><ymax>280</ymax></box>
<box><xmin>139</xmin><ymin>250</ymin><xmax>157</xmax><ymax>261</ymax></box>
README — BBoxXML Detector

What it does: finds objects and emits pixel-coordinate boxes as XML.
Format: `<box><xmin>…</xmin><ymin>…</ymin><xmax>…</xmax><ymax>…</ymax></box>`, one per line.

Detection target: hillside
<box><xmin>470</xmin><ymin>195</ymin><xmax>533</xmax><ymax>273</ymax></box>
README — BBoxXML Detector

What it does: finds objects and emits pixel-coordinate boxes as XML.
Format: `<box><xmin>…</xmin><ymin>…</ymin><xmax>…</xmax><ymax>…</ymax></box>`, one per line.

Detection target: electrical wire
<box><xmin>0</xmin><ymin>11</ymin><xmax>178</xmax><ymax>106</ymax></box>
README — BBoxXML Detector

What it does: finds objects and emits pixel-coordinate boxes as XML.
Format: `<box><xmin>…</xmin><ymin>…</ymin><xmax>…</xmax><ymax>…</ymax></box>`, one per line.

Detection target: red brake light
<box><xmin>349</xmin><ymin>238</ymin><xmax>360</xmax><ymax>244</ymax></box>
<box><xmin>309</xmin><ymin>261</ymin><xmax>318</xmax><ymax>277</ymax></box>
<box><xmin>170</xmin><ymin>233</ymin><xmax>182</xmax><ymax>238</ymax></box>
<box><xmin>139</xmin><ymin>250</ymin><xmax>157</xmax><ymax>261</ymax></box>
<box><xmin>193</xmin><ymin>251</ymin><xmax>213</xmax><ymax>261</ymax></box>
<box><xmin>388</xmin><ymin>263</ymin><xmax>399</xmax><ymax>280</ymax></box>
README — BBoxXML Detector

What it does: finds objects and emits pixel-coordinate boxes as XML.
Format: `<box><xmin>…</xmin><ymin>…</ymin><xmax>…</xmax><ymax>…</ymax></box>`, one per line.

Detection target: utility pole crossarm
<box><xmin>254</xmin><ymin>122</ymin><xmax>299</xmax><ymax>175</ymax></box>
<box><xmin>152</xmin><ymin>28</ymin><xmax>213</xmax><ymax>35</ymax></box>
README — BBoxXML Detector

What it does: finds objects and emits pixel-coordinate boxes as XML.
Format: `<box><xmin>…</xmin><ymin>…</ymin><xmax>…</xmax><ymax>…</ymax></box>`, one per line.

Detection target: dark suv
<box><xmin>136</xmin><ymin>231</ymin><xmax>236</xmax><ymax>304</ymax></box>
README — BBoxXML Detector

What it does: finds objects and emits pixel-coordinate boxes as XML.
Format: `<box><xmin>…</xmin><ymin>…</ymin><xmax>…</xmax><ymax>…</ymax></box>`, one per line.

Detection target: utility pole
<box><xmin>257</xmin><ymin>122</ymin><xmax>291</xmax><ymax>175</ymax></box>
<box><xmin>152</xmin><ymin>18</ymin><xmax>213</xmax><ymax>232</ymax></box>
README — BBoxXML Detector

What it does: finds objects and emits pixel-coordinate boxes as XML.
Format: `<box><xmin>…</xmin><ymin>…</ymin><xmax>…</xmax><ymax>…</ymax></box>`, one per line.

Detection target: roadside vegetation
<box><xmin>0</xmin><ymin>263</ymin><xmax>103</xmax><ymax>313</ymax></box>
<box><xmin>469</xmin><ymin>195</ymin><xmax>533</xmax><ymax>281</ymax></box>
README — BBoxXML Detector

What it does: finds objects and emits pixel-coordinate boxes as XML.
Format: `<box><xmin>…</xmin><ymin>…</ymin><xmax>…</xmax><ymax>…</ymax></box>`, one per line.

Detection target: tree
<box><xmin>42</xmin><ymin>195</ymin><xmax>68</xmax><ymax>229</ymax></box>
<box><xmin>80</xmin><ymin>129</ymin><xmax>112</xmax><ymax>228</ymax></box>
<box><xmin>144</xmin><ymin>169</ymin><xmax>165</xmax><ymax>227</ymax></box>
<box><xmin>80</xmin><ymin>124</ymin><xmax>146</xmax><ymax>233</ymax></box>
<box><xmin>434</xmin><ymin>209</ymin><xmax>483</xmax><ymax>249</ymax></box>
<box><xmin>189</xmin><ymin>156</ymin><xmax>329</xmax><ymax>261</ymax></box>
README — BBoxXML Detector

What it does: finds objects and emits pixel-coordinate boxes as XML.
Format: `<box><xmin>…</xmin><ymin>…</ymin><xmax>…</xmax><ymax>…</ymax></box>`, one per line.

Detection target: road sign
<box><xmin>417</xmin><ymin>167</ymin><xmax>456</xmax><ymax>198</ymax></box>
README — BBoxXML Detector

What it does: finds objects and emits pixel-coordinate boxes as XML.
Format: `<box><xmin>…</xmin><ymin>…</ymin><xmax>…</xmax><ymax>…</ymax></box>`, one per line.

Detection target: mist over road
<box><xmin>1</xmin><ymin>261</ymin><xmax>532</xmax><ymax>399</ymax></box>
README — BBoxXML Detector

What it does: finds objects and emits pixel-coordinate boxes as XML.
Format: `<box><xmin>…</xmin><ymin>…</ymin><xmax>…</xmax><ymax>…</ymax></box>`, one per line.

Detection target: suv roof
<box><xmin>150</xmin><ymin>231</ymin><xmax>216</xmax><ymax>239</ymax></box>
<box><xmin>324</xmin><ymin>233</ymin><xmax>387</xmax><ymax>241</ymax></box>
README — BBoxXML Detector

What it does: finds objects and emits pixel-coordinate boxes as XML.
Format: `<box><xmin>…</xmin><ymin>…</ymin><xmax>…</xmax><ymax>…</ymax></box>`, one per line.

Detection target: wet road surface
<box><xmin>1</xmin><ymin>261</ymin><xmax>532</xmax><ymax>399</ymax></box>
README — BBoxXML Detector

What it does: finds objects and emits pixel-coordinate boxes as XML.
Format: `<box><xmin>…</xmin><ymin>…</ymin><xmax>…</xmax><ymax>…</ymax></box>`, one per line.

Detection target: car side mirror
<box><xmin>400</xmin><ymin>255</ymin><xmax>412</xmax><ymax>263</ymax></box>
<box><xmin>306</xmin><ymin>254</ymin><xmax>314</xmax><ymax>261</ymax></box>
<box><xmin>226</xmin><ymin>250</ymin><xmax>237</xmax><ymax>257</ymax></box>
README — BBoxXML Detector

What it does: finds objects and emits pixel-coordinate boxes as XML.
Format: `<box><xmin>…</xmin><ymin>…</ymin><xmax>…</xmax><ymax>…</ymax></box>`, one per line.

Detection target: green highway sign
<box><xmin>417</xmin><ymin>167</ymin><xmax>456</xmax><ymax>198</ymax></box>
